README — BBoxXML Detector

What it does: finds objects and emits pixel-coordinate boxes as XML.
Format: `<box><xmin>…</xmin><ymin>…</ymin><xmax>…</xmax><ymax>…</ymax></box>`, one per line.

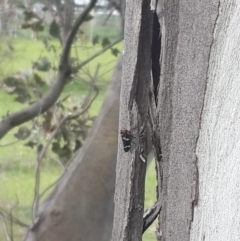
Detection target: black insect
<box><xmin>120</xmin><ymin>129</ymin><xmax>132</xmax><ymax>152</ymax></box>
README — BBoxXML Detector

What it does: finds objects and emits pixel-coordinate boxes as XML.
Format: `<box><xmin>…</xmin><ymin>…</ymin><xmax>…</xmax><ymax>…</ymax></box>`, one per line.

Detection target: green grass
<box><xmin>143</xmin><ymin>161</ymin><xmax>158</xmax><ymax>241</ymax></box>
<box><xmin>0</xmin><ymin>37</ymin><xmax>158</xmax><ymax>241</ymax></box>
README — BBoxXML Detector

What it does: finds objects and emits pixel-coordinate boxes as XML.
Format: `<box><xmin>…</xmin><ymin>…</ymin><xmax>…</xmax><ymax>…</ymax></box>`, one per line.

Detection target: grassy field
<box><xmin>0</xmin><ymin>38</ymin><xmax>158</xmax><ymax>241</ymax></box>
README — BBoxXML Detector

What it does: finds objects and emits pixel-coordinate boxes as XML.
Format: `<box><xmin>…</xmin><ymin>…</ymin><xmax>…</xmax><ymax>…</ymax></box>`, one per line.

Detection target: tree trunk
<box><xmin>112</xmin><ymin>0</ymin><xmax>153</xmax><ymax>240</ymax></box>
<box><xmin>113</xmin><ymin>0</ymin><xmax>240</xmax><ymax>241</ymax></box>
<box><xmin>190</xmin><ymin>1</ymin><xmax>240</xmax><ymax>240</ymax></box>
<box><xmin>24</xmin><ymin>58</ymin><xmax>122</xmax><ymax>241</ymax></box>
<box><xmin>157</xmin><ymin>0</ymin><xmax>219</xmax><ymax>240</ymax></box>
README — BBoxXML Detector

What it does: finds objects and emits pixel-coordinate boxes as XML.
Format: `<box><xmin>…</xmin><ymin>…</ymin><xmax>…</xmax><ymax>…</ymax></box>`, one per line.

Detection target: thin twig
<box><xmin>72</xmin><ymin>37</ymin><xmax>123</xmax><ymax>73</ymax></box>
<box><xmin>38</xmin><ymin>85</ymin><xmax>98</xmax><ymax>200</ymax></box>
<box><xmin>1</xmin><ymin>216</ymin><xmax>11</xmax><ymax>241</ymax></box>
<box><xmin>0</xmin><ymin>208</ymin><xmax>29</xmax><ymax>228</ymax></box>
<box><xmin>102</xmin><ymin>6</ymin><xmax>119</xmax><ymax>26</ymax></box>
<box><xmin>0</xmin><ymin>140</ymin><xmax>20</xmax><ymax>147</ymax></box>
<box><xmin>32</xmin><ymin>121</ymin><xmax>42</xmax><ymax>221</ymax></box>
<box><xmin>30</xmin><ymin>0</ymin><xmax>98</xmax><ymax>218</ymax></box>
<box><xmin>60</xmin><ymin>0</ymin><xmax>98</xmax><ymax>63</ymax></box>
<box><xmin>31</xmin><ymin>100</ymin><xmax>45</xmax><ymax>222</ymax></box>
<box><xmin>0</xmin><ymin>0</ymin><xmax>97</xmax><ymax>140</ymax></box>
<box><xmin>9</xmin><ymin>196</ymin><xmax>19</xmax><ymax>241</ymax></box>
<box><xmin>31</xmin><ymin>65</ymin><xmax>100</xmax><ymax>224</ymax></box>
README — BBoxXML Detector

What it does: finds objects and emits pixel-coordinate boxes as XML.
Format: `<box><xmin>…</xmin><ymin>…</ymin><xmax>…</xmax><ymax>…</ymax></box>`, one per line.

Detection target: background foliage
<box><xmin>0</xmin><ymin>2</ymin><xmax>157</xmax><ymax>240</ymax></box>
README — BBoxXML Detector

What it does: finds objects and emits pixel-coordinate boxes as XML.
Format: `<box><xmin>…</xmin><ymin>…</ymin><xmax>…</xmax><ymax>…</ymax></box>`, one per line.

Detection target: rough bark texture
<box><xmin>158</xmin><ymin>0</ymin><xmax>219</xmax><ymax>240</ymax></box>
<box><xmin>24</xmin><ymin>58</ymin><xmax>122</xmax><ymax>241</ymax></box>
<box><xmin>112</xmin><ymin>0</ymin><xmax>153</xmax><ymax>240</ymax></box>
<box><xmin>190</xmin><ymin>2</ymin><xmax>240</xmax><ymax>240</ymax></box>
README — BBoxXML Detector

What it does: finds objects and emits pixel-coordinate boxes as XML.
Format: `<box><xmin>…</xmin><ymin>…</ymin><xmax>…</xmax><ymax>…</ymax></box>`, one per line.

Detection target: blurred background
<box><xmin>0</xmin><ymin>1</ymin><xmax>157</xmax><ymax>240</ymax></box>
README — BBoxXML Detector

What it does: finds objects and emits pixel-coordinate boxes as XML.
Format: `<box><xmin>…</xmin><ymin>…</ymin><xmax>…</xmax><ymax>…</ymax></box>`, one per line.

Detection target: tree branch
<box><xmin>142</xmin><ymin>202</ymin><xmax>161</xmax><ymax>234</ymax></box>
<box><xmin>0</xmin><ymin>0</ymin><xmax>97</xmax><ymax>140</ymax></box>
<box><xmin>0</xmin><ymin>208</ymin><xmax>29</xmax><ymax>228</ymax></box>
<box><xmin>31</xmin><ymin>65</ymin><xmax>99</xmax><ymax>223</ymax></box>
<box><xmin>72</xmin><ymin>36</ymin><xmax>123</xmax><ymax>73</ymax></box>
<box><xmin>60</xmin><ymin>0</ymin><xmax>97</xmax><ymax>64</ymax></box>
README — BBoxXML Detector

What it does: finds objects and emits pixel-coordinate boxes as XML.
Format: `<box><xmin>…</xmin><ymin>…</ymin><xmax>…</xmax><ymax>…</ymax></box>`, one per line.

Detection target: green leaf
<box><xmin>111</xmin><ymin>47</ymin><xmax>120</xmax><ymax>57</ymax></box>
<box><xmin>37</xmin><ymin>144</ymin><xmax>43</xmax><ymax>154</ymax></box>
<box><xmin>84</xmin><ymin>15</ymin><xmax>94</xmax><ymax>22</ymax></box>
<box><xmin>14</xmin><ymin>127</ymin><xmax>31</xmax><ymax>140</ymax></box>
<box><xmin>49</xmin><ymin>20</ymin><xmax>60</xmax><ymax>39</ymax></box>
<box><xmin>33</xmin><ymin>57</ymin><xmax>51</xmax><ymax>72</ymax></box>
<box><xmin>21</xmin><ymin>23</ymin><xmax>31</xmax><ymax>29</ymax></box>
<box><xmin>23</xmin><ymin>11</ymin><xmax>39</xmax><ymax>21</ymax></box>
<box><xmin>92</xmin><ymin>35</ymin><xmax>99</xmax><ymax>45</ymax></box>
<box><xmin>31</xmin><ymin>19</ymin><xmax>44</xmax><ymax>32</ymax></box>
<box><xmin>60</xmin><ymin>144</ymin><xmax>73</xmax><ymax>161</ymax></box>
<box><xmin>101</xmin><ymin>37</ymin><xmax>111</xmax><ymax>48</ymax></box>
<box><xmin>24</xmin><ymin>140</ymin><xmax>37</xmax><ymax>149</ymax></box>
<box><xmin>32</xmin><ymin>23</ymin><xmax>44</xmax><ymax>32</ymax></box>
<box><xmin>48</xmin><ymin>45</ymin><xmax>57</xmax><ymax>53</ymax></box>
<box><xmin>52</xmin><ymin>142</ymin><xmax>72</xmax><ymax>159</ymax></box>
<box><xmin>33</xmin><ymin>74</ymin><xmax>46</xmax><ymax>87</ymax></box>
<box><xmin>3</xmin><ymin>77</ymin><xmax>19</xmax><ymax>87</ymax></box>
<box><xmin>1</xmin><ymin>84</ymin><xmax>15</xmax><ymax>94</ymax></box>
<box><xmin>14</xmin><ymin>87</ymin><xmax>31</xmax><ymax>103</ymax></box>
<box><xmin>74</xmin><ymin>139</ymin><xmax>82</xmax><ymax>151</ymax></box>
<box><xmin>52</xmin><ymin>142</ymin><xmax>61</xmax><ymax>154</ymax></box>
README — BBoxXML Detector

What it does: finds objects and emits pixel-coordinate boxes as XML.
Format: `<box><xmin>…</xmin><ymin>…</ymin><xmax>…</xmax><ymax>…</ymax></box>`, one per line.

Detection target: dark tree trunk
<box><xmin>24</xmin><ymin>58</ymin><xmax>122</xmax><ymax>241</ymax></box>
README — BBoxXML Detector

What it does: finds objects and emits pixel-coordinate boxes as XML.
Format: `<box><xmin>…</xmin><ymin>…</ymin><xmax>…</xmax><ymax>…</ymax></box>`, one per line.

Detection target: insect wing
<box><xmin>120</xmin><ymin>129</ymin><xmax>131</xmax><ymax>152</ymax></box>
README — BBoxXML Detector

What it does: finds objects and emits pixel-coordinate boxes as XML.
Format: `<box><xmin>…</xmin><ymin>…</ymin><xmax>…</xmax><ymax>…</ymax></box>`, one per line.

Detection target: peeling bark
<box><xmin>112</xmin><ymin>0</ymin><xmax>154</xmax><ymax>240</ymax></box>
<box><xmin>190</xmin><ymin>1</ymin><xmax>240</xmax><ymax>240</ymax></box>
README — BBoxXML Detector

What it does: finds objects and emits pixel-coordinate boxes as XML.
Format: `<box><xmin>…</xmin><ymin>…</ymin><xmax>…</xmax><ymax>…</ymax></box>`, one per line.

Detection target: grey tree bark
<box><xmin>157</xmin><ymin>1</ymin><xmax>219</xmax><ymax>240</ymax></box>
<box><xmin>112</xmin><ymin>0</ymin><xmax>232</xmax><ymax>241</ymax></box>
<box><xmin>190</xmin><ymin>1</ymin><xmax>240</xmax><ymax>240</ymax></box>
<box><xmin>112</xmin><ymin>0</ymin><xmax>153</xmax><ymax>240</ymax></box>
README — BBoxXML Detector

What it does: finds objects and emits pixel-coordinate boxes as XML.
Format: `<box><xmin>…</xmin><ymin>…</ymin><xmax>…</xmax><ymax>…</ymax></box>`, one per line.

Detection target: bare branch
<box><xmin>0</xmin><ymin>0</ymin><xmax>97</xmax><ymax>140</ymax></box>
<box><xmin>103</xmin><ymin>7</ymin><xmax>118</xmax><ymax>26</ymax></box>
<box><xmin>107</xmin><ymin>0</ymin><xmax>122</xmax><ymax>14</ymax></box>
<box><xmin>0</xmin><ymin>208</ymin><xmax>29</xmax><ymax>228</ymax></box>
<box><xmin>1</xmin><ymin>216</ymin><xmax>11</xmax><ymax>241</ymax></box>
<box><xmin>0</xmin><ymin>196</ymin><xmax>28</xmax><ymax>241</ymax></box>
<box><xmin>0</xmin><ymin>140</ymin><xmax>20</xmax><ymax>147</ymax></box>
<box><xmin>9</xmin><ymin>196</ymin><xmax>19</xmax><ymax>241</ymax></box>
<box><xmin>60</xmin><ymin>0</ymin><xmax>97</xmax><ymax>64</ymax></box>
<box><xmin>142</xmin><ymin>202</ymin><xmax>161</xmax><ymax>234</ymax></box>
<box><xmin>62</xmin><ymin>0</ymin><xmax>74</xmax><ymax>45</ymax></box>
